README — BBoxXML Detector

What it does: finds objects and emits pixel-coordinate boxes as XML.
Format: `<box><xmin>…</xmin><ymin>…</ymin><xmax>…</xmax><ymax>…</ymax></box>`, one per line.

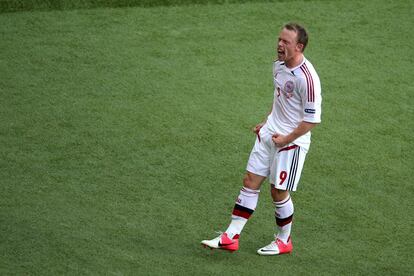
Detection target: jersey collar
<box><xmin>283</xmin><ymin>56</ymin><xmax>306</xmax><ymax>75</ymax></box>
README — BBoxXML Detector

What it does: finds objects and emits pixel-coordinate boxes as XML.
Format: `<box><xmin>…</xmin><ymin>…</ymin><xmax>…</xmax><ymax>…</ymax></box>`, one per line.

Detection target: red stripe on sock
<box><xmin>241</xmin><ymin>187</ymin><xmax>259</xmax><ymax>194</ymax></box>
<box><xmin>276</xmin><ymin>215</ymin><xmax>293</xmax><ymax>226</ymax></box>
<box><xmin>232</xmin><ymin>209</ymin><xmax>252</xmax><ymax>219</ymax></box>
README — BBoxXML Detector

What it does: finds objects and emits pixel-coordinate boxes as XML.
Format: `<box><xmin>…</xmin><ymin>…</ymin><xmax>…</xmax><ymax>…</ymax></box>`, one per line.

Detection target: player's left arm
<box><xmin>272</xmin><ymin>121</ymin><xmax>319</xmax><ymax>147</ymax></box>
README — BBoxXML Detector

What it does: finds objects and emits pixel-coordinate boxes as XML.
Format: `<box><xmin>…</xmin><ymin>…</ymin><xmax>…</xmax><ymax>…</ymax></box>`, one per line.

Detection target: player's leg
<box><xmin>201</xmin><ymin>127</ymin><xmax>271</xmax><ymax>251</ymax></box>
<box><xmin>224</xmin><ymin>172</ymin><xmax>265</xmax><ymax>239</ymax></box>
<box><xmin>200</xmin><ymin>172</ymin><xmax>265</xmax><ymax>251</ymax></box>
<box><xmin>271</xmin><ymin>188</ymin><xmax>293</xmax><ymax>244</ymax></box>
<box><xmin>257</xmin><ymin>144</ymin><xmax>307</xmax><ymax>256</ymax></box>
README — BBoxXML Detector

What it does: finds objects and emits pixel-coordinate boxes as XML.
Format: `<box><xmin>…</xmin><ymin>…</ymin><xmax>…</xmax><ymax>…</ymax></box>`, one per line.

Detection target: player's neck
<box><xmin>285</xmin><ymin>54</ymin><xmax>304</xmax><ymax>69</ymax></box>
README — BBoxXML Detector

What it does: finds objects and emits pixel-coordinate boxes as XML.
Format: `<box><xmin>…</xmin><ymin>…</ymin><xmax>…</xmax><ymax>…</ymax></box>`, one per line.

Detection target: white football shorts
<box><xmin>246</xmin><ymin>125</ymin><xmax>307</xmax><ymax>191</ymax></box>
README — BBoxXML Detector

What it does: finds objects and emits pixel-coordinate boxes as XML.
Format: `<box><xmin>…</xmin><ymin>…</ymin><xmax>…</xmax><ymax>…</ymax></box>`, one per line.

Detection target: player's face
<box><xmin>277</xmin><ymin>28</ymin><xmax>303</xmax><ymax>62</ymax></box>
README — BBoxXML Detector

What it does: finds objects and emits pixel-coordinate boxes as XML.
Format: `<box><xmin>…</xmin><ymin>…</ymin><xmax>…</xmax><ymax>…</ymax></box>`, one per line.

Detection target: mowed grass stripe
<box><xmin>0</xmin><ymin>1</ymin><xmax>413</xmax><ymax>274</ymax></box>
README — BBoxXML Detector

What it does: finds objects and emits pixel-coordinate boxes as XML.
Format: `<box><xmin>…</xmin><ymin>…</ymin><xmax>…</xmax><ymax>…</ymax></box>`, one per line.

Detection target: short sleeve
<box><xmin>298</xmin><ymin>68</ymin><xmax>322</xmax><ymax>123</ymax></box>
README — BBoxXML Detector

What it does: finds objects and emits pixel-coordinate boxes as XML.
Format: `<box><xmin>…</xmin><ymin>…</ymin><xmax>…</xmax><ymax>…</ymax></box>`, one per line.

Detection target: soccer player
<box><xmin>201</xmin><ymin>23</ymin><xmax>322</xmax><ymax>255</ymax></box>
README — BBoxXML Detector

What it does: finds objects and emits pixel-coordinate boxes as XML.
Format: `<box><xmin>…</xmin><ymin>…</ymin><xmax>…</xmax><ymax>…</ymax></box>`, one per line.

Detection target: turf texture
<box><xmin>1</xmin><ymin>0</ymin><xmax>413</xmax><ymax>274</ymax></box>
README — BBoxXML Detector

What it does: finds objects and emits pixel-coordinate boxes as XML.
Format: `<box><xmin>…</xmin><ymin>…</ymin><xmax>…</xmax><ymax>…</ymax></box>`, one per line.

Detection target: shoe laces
<box><xmin>210</xmin><ymin>231</ymin><xmax>224</xmax><ymax>242</ymax></box>
<box><xmin>261</xmin><ymin>239</ymin><xmax>278</xmax><ymax>250</ymax></box>
<box><xmin>261</xmin><ymin>234</ymin><xmax>280</xmax><ymax>250</ymax></box>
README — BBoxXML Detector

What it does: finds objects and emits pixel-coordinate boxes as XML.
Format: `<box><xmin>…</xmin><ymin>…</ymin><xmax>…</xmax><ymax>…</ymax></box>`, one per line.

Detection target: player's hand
<box><xmin>253</xmin><ymin>123</ymin><xmax>265</xmax><ymax>134</ymax></box>
<box><xmin>272</xmin><ymin>133</ymin><xmax>289</xmax><ymax>148</ymax></box>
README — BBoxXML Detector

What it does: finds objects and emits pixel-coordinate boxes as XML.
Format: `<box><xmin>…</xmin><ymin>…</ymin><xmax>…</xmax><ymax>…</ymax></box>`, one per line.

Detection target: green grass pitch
<box><xmin>0</xmin><ymin>0</ymin><xmax>413</xmax><ymax>274</ymax></box>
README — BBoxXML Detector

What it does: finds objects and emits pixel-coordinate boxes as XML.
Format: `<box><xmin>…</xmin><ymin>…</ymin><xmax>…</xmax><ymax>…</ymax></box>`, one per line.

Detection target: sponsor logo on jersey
<box><xmin>305</xmin><ymin>108</ymin><xmax>316</xmax><ymax>114</ymax></box>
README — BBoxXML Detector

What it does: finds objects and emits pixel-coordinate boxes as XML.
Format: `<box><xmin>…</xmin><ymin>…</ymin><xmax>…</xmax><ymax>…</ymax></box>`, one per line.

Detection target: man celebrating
<box><xmin>201</xmin><ymin>23</ymin><xmax>322</xmax><ymax>255</ymax></box>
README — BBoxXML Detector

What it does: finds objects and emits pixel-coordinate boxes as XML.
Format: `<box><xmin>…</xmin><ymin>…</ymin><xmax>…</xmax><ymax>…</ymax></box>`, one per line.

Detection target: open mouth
<box><xmin>277</xmin><ymin>49</ymin><xmax>285</xmax><ymax>60</ymax></box>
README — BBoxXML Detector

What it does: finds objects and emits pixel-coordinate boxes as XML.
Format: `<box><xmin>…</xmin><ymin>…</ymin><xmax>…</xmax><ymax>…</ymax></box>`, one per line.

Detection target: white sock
<box><xmin>225</xmin><ymin>187</ymin><xmax>260</xmax><ymax>239</ymax></box>
<box><xmin>274</xmin><ymin>195</ymin><xmax>294</xmax><ymax>243</ymax></box>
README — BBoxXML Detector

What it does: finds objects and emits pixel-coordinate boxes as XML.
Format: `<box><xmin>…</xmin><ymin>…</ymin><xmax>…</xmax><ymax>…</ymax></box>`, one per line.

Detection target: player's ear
<box><xmin>296</xmin><ymin>43</ymin><xmax>304</xmax><ymax>52</ymax></box>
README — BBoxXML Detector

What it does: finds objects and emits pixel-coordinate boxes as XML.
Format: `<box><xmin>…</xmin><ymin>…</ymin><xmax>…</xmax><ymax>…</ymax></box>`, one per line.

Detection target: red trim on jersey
<box><xmin>300</xmin><ymin>63</ymin><xmax>315</xmax><ymax>102</ymax></box>
<box><xmin>278</xmin><ymin>144</ymin><xmax>299</xmax><ymax>153</ymax></box>
<box><xmin>304</xmin><ymin>64</ymin><xmax>314</xmax><ymax>102</ymax></box>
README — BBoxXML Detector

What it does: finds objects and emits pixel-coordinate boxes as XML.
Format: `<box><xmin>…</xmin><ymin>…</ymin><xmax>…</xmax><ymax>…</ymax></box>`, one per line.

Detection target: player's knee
<box><xmin>242</xmin><ymin>174</ymin><xmax>251</xmax><ymax>187</ymax></box>
<box><xmin>243</xmin><ymin>173</ymin><xmax>261</xmax><ymax>190</ymax></box>
<box><xmin>271</xmin><ymin>186</ymin><xmax>289</xmax><ymax>202</ymax></box>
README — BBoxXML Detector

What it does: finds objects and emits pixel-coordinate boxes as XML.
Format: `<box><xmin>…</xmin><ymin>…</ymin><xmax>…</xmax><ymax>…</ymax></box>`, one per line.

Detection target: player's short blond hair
<box><xmin>283</xmin><ymin>23</ymin><xmax>308</xmax><ymax>52</ymax></box>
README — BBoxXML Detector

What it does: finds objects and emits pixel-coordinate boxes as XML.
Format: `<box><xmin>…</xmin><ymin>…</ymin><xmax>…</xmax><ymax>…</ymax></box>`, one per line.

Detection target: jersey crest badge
<box><xmin>284</xmin><ymin>80</ymin><xmax>295</xmax><ymax>93</ymax></box>
<box><xmin>281</xmin><ymin>80</ymin><xmax>295</xmax><ymax>99</ymax></box>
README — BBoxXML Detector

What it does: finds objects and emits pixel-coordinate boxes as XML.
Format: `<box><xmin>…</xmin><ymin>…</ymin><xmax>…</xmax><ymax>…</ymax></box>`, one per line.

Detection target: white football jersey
<box><xmin>265</xmin><ymin>57</ymin><xmax>322</xmax><ymax>150</ymax></box>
